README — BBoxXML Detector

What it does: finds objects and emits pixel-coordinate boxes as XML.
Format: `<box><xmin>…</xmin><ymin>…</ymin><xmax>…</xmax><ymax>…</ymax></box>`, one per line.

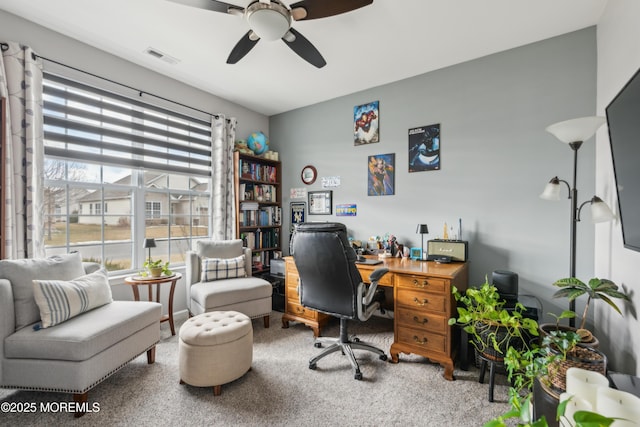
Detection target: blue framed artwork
<box><xmin>367</xmin><ymin>153</ymin><xmax>395</xmax><ymax>196</ymax></box>
<box><xmin>408</xmin><ymin>124</ymin><xmax>440</xmax><ymax>172</ymax></box>
<box><xmin>354</xmin><ymin>100</ymin><xmax>379</xmax><ymax>145</ymax></box>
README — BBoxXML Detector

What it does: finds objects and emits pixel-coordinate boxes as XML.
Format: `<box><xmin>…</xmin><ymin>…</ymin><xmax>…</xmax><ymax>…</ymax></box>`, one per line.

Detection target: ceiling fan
<box><xmin>169</xmin><ymin>0</ymin><xmax>373</xmax><ymax>68</ymax></box>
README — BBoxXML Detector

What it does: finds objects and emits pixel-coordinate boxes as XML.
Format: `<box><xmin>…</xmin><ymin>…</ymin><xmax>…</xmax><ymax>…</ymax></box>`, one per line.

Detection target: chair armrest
<box><xmin>368</xmin><ymin>267</ymin><xmax>389</xmax><ymax>283</ymax></box>
<box><xmin>362</xmin><ymin>268</ymin><xmax>389</xmax><ymax>305</ymax></box>
<box><xmin>243</xmin><ymin>247</ymin><xmax>252</xmax><ymax>277</ymax></box>
<box><xmin>1</xmin><ymin>279</ymin><xmax>16</xmax><ymax>380</ymax></box>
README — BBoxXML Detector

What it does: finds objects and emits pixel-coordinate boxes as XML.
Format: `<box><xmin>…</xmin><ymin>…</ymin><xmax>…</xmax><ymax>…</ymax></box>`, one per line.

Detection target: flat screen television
<box><xmin>605</xmin><ymin>66</ymin><xmax>640</xmax><ymax>252</ymax></box>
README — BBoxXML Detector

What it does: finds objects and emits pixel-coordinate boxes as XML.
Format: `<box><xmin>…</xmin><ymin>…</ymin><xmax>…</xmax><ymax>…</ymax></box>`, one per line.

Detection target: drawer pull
<box><xmin>295</xmin><ymin>307</ymin><xmax>305</xmax><ymax>314</ymax></box>
<box><xmin>413</xmin><ymin>297</ymin><xmax>428</xmax><ymax>306</ymax></box>
<box><xmin>413</xmin><ymin>336</ymin><xmax>428</xmax><ymax>345</ymax></box>
<box><xmin>413</xmin><ymin>316</ymin><xmax>428</xmax><ymax>325</ymax></box>
<box><xmin>412</xmin><ymin>279</ymin><xmax>428</xmax><ymax>288</ymax></box>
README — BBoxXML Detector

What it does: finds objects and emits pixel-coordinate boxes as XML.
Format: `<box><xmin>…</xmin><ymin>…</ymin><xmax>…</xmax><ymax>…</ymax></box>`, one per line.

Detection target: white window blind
<box><xmin>43</xmin><ymin>72</ymin><xmax>212</xmax><ymax>177</ymax></box>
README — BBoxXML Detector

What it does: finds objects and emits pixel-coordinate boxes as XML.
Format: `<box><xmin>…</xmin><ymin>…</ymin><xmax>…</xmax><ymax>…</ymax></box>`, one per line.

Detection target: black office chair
<box><xmin>291</xmin><ymin>222</ymin><xmax>389</xmax><ymax>380</ymax></box>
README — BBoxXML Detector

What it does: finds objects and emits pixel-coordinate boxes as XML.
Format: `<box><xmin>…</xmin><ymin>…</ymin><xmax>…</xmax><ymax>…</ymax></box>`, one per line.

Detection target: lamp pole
<box><xmin>568</xmin><ymin>141</ymin><xmax>583</xmax><ymax>327</ymax></box>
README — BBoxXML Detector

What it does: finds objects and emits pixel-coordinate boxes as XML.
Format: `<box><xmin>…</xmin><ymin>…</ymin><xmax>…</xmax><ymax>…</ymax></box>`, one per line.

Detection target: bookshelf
<box><xmin>234</xmin><ymin>151</ymin><xmax>282</xmax><ymax>275</ymax></box>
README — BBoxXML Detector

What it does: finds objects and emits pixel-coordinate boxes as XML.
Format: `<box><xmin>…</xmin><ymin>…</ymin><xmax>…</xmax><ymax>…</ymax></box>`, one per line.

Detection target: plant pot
<box><xmin>474</xmin><ymin>321</ymin><xmax>525</xmax><ymax>361</ymax></box>
<box><xmin>538</xmin><ymin>323</ymin><xmax>599</xmax><ymax>348</ymax></box>
<box><xmin>546</xmin><ymin>345</ymin><xmax>607</xmax><ymax>394</ymax></box>
<box><xmin>149</xmin><ymin>266</ymin><xmax>163</xmax><ymax>277</ymax></box>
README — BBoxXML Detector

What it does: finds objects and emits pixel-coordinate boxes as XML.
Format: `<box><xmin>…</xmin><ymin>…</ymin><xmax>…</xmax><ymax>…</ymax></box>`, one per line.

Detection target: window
<box><xmin>145</xmin><ymin>201</ymin><xmax>161</xmax><ymax>219</ymax></box>
<box><xmin>42</xmin><ymin>72</ymin><xmax>212</xmax><ymax>273</ymax></box>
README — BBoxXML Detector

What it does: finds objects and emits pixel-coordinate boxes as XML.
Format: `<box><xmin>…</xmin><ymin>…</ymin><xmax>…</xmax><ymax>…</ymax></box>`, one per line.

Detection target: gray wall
<box><xmin>271</xmin><ymin>28</ymin><xmax>598</xmax><ymax>325</ymax></box>
<box><xmin>595</xmin><ymin>0</ymin><xmax>640</xmax><ymax>374</ymax></box>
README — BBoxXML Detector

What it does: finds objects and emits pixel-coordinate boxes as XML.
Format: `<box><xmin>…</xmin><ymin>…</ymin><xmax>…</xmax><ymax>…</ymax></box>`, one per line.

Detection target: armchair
<box><xmin>185</xmin><ymin>239</ymin><xmax>272</xmax><ymax>327</ymax></box>
<box><xmin>291</xmin><ymin>222</ymin><xmax>389</xmax><ymax>380</ymax></box>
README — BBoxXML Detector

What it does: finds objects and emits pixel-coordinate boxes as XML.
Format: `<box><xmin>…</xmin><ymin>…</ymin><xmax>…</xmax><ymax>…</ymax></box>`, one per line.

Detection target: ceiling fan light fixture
<box><xmin>246</xmin><ymin>1</ymin><xmax>291</xmax><ymax>41</ymax></box>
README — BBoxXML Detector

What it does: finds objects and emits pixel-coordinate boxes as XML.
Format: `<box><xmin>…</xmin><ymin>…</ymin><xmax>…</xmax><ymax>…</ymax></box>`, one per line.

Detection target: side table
<box><xmin>124</xmin><ymin>272</ymin><xmax>181</xmax><ymax>336</ymax></box>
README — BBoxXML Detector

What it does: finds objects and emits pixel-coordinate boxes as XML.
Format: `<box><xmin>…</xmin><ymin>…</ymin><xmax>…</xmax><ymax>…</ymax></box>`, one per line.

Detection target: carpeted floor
<box><xmin>1</xmin><ymin>311</ymin><xmax>512</xmax><ymax>426</ymax></box>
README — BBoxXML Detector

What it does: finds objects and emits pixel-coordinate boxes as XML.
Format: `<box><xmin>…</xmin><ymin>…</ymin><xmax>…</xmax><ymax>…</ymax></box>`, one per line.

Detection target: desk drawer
<box><xmin>396</xmin><ymin>275</ymin><xmax>447</xmax><ymax>293</ymax></box>
<box><xmin>359</xmin><ymin>269</ymin><xmax>393</xmax><ymax>287</ymax></box>
<box><xmin>396</xmin><ymin>289</ymin><xmax>446</xmax><ymax>313</ymax></box>
<box><xmin>287</xmin><ymin>282</ymin><xmax>300</xmax><ymax>301</ymax></box>
<box><xmin>396</xmin><ymin>327</ymin><xmax>446</xmax><ymax>353</ymax></box>
<box><xmin>286</xmin><ymin>300</ymin><xmax>316</xmax><ymax>320</ymax></box>
<box><xmin>396</xmin><ymin>308</ymin><xmax>447</xmax><ymax>334</ymax></box>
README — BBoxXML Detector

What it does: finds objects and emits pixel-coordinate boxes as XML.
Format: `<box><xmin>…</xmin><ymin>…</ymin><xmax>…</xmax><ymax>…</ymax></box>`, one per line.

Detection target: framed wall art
<box><xmin>367</xmin><ymin>153</ymin><xmax>395</xmax><ymax>196</ymax></box>
<box><xmin>408</xmin><ymin>124</ymin><xmax>440</xmax><ymax>172</ymax></box>
<box><xmin>308</xmin><ymin>190</ymin><xmax>333</xmax><ymax>215</ymax></box>
<box><xmin>354</xmin><ymin>100</ymin><xmax>379</xmax><ymax>145</ymax></box>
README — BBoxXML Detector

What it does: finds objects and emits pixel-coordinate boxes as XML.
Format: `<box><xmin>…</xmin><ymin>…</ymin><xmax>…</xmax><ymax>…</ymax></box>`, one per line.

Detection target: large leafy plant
<box><xmin>449</xmin><ymin>277</ymin><xmax>538</xmax><ymax>356</ymax></box>
<box><xmin>552</xmin><ymin>277</ymin><xmax>630</xmax><ymax>331</ymax></box>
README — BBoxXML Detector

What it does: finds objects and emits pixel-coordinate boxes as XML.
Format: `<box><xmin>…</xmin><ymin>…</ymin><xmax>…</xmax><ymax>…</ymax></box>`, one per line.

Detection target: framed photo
<box><xmin>308</xmin><ymin>190</ymin><xmax>333</xmax><ymax>215</ymax></box>
<box><xmin>409</xmin><ymin>124</ymin><xmax>440</xmax><ymax>172</ymax></box>
<box><xmin>367</xmin><ymin>153</ymin><xmax>395</xmax><ymax>196</ymax></box>
<box><xmin>354</xmin><ymin>100</ymin><xmax>379</xmax><ymax>145</ymax></box>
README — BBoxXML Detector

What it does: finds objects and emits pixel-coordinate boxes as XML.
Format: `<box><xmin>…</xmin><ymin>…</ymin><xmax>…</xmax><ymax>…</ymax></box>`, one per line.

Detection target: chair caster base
<box><xmin>309</xmin><ymin>363</ymin><xmax>317</xmax><ymax>370</ymax></box>
<box><xmin>354</xmin><ymin>371</ymin><xmax>363</xmax><ymax>380</ymax></box>
<box><xmin>380</xmin><ymin>354</ymin><xmax>388</xmax><ymax>361</ymax></box>
<box><xmin>314</xmin><ymin>342</ymin><xmax>322</xmax><ymax>348</ymax></box>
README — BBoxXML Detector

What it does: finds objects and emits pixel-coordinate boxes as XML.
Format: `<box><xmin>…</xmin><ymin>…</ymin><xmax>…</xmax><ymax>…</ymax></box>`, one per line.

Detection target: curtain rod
<box><xmin>1</xmin><ymin>42</ymin><xmax>228</xmax><ymax>122</ymax></box>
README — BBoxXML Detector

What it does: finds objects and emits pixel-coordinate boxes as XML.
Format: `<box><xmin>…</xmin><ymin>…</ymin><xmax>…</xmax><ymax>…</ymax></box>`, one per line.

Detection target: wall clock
<box><xmin>301</xmin><ymin>165</ymin><xmax>317</xmax><ymax>185</ymax></box>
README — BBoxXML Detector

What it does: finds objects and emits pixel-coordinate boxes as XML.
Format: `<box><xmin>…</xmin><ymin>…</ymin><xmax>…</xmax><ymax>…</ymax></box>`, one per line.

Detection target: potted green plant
<box><xmin>143</xmin><ymin>258</ymin><xmax>171</xmax><ymax>277</ymax></box>
<box><xmin>449</xmin><ymin>277</ymin><xmax>539</xmax><ymax>362</ymax></box>
<box><xmin>487</xmin><ymin>328</ymin><xmax>614</xmax><ymax>427</ymax></box>
<box><xmin>549</xmin><ymin>277</ymin><xmax>630</xmax><ymax>343</ymax></box>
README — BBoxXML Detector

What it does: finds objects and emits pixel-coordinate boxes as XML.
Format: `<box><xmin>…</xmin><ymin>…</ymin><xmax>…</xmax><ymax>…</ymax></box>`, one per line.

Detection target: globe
<box><xmin>247</xmin><ymin>131</ymin><xmax>269</xmax><ymax>155</ymax></box>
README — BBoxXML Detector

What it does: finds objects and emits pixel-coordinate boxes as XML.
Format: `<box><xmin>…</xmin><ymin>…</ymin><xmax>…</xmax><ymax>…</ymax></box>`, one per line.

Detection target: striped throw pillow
<box><xmin>32</xmin><ymin>268</ymin><xmax>113</xmax><ymax>329</ymax></box>
<box><xmin>201</xmin><ymin>255</ymin><xmax>247</xmax><ymax>282</ymax></box>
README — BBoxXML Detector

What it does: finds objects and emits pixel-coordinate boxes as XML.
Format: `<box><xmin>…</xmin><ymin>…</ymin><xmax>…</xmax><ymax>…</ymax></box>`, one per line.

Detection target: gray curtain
<box><xmin>210</xmin><ymin>115</ymin><xmax>237</xmax><ymax>240</ymax></box>
<box><xmin>0</xmin><ymin>42</ymin><xmax>45</xmax><ymax>259</ymax></box>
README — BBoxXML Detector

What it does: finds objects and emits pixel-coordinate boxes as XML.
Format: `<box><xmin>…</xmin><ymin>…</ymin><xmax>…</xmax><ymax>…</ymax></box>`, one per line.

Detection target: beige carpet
<box><xmin>1</xmin><ymin>311</ymin><xmax>511</xmax><ymax>426</ymax></box>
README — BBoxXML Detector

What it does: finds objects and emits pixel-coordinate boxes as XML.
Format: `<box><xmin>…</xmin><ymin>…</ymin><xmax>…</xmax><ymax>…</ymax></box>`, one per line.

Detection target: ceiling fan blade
<box><xmin>227</xmin><ymin>31</ymin><xmax>260</xmax><ymax>64</ymax></box>
<box><xmin>289</xmin><ymin>0</ymin><xmax>372</xmax><ymax>21</ymax></box>
<box><xmin>166</xmin><ymin>0</ymin><xmax>243</xmax><ymax>15</ymax></box>
<box><xmin>282</xmin><ymin>28</ymin><xmax>326</xmax><ymax>68</ymax></box>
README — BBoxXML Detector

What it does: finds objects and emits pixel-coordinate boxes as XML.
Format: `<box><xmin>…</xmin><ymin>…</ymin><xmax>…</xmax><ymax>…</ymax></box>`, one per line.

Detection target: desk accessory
<box><xmin>416</xmin><ymin>223</ymin><xmax>429</xmax><ymax>261</ymax></box>
<box><xmin>427</xmin><ymin>239</ymin><xmax>468</xmax><ymax>262</ymax></box>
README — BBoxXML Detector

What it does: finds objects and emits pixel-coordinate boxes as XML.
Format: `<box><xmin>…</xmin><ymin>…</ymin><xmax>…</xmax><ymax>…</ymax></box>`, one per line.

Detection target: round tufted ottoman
<box><xmin>179</xmin><ymin>311</ymin><xmax>253</xmax><ymax>396</ymax></box>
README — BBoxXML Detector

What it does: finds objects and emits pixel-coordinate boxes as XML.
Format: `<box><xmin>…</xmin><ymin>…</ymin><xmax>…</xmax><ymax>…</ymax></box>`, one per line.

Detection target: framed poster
<box><xmin>367</xmin><ymin>153</ymin><xmax>395</xmax><ymax>196</ymax></box>
<box><xmin>409</xmin><ymin>124</ymin><xmax>440</xmax><ymax>172</ymax></box>
<box><xmin>308</xmin><ymin>190</ymin><xmax>333</xmax><ymax>215</ymax></box>
<box><xmin>354</xmin><ymin>100</ymin><xmax>379</xmax><ymax>145</ymax></box>
<box><xmin>290</xmin><ymin>202</ymin><xmax>306</xmax><ymax>225</ymax></box>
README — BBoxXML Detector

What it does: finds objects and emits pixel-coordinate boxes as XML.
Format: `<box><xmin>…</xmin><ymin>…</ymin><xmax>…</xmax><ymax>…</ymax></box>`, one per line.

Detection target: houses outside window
<box><xmin>42</xmin><ymin>72</ymin><xmax>212</xmax><ymax>273</ymax></box>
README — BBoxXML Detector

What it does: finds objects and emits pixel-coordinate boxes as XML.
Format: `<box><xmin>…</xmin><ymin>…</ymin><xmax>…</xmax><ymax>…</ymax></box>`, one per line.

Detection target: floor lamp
<box><xmin>540</xmin><ymin>116</ymin><xmax>615</xmax><ymax>327</ymax></box>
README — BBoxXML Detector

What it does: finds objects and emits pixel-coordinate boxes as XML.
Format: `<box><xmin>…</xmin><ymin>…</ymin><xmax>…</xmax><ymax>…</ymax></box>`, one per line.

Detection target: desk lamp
<box><xmin>143</xmin><ymin>238</ymin><xmax>156</xmax><ymax>263</ymax></box>
<box><xmin>416</xmin><ymin>224</ymin><xmax>429</xmax><ymax>261</ymax></box>
<box><xmin>540</xmin><ymin>116</ymin><xmax>614</xmax><ymax>326</ymax></box>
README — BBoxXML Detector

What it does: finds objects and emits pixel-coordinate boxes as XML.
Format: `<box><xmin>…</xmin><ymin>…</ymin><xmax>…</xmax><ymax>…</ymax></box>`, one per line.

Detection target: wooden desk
<box><xmin>282</xmin><ymin>256</ymin><xmax>468</xmax><ymax>380</ymax></box>
<box><xmin>124</xmin><ymin>273</ymin><xmax>181</xmax><ymax>336</ymax></box>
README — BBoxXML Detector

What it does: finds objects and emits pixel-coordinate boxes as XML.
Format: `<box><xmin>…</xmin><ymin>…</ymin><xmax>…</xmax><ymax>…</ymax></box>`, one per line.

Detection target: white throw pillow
<box><xmin>201</xmin><ymin>255</ymin><xmax>247</xmax><ymax>282</ymax></box>
<box><xmin>32</xmin><ymin>268</ymin><xmax>113</xmax><ymax>329</ymax></box>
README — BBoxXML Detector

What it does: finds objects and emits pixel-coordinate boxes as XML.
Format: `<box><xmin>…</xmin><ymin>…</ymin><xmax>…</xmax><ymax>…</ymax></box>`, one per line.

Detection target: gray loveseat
<box><xmin>0</xmin><ymin>253</ymin><xmax>161</xmax><ymax>415</ymax></box>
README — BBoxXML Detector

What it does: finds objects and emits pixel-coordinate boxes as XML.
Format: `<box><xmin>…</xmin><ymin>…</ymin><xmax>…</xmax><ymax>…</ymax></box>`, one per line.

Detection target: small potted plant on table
<box><xmin>143</xmin><ymin>258</ymin><xmax>171</xmax><ymax>278</ymax></box>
